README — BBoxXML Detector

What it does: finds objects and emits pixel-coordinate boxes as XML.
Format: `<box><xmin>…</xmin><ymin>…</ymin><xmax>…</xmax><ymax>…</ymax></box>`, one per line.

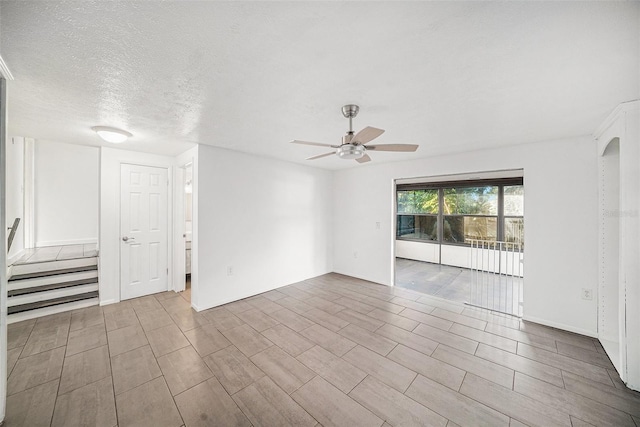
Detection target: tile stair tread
<box><xmin>8</xmin><ymin>291</ymin><xmax>99</xmax><ymax>315</ymax></box>
<box><xmin>9</xmin><ymin>265</ymin><xmax>98</xmax><ymax>282</ymax></box>
<box><xmin>8</xmin><ymin>277</ymin><xmax>99</xmax><ymax>297</ymax></box>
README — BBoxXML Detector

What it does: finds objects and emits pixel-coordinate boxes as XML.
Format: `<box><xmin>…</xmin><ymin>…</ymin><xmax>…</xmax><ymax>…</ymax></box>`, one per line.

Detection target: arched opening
<box><xmin>599</xmin><ymin>137</ymin><xmax>621</xmax><ymax>370</ymax></box>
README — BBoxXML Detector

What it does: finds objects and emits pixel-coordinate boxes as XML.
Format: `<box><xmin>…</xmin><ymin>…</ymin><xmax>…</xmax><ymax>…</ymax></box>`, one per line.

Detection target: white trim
<box><xmin>8</xmin><ymin>270</ymin><xmax>97</xmax><ymax>292</ymax></box>
<box><xmin>7</xmin><ymin>249</ymin><xmax>26</xmax><ymax>267</ymax></box>
<box><xmin>23</xmin><ymin>138</ymin><xmax>35</xmax><ymax>249</ymax></box>
<box><xmin>35</xmin><ymin>238</ymin><xmax>98</xmax><ymax>247</ymax></box>
<box><xmin>1</xmin><ymin>76</ymin><xmax>8</xmax><ymax>423</ymax></box>
<box><xmin>10</xmin><ymin>257</ymin><xmax>97</xmax><ymax>276</ymax></box>
<box><xmin>0</xmin><ymin>55</ymin><xmax>14</xmax><ymax>81</ymax></box>
<box><xmin>99</xmin><ymin>299</ymin><xmax>118</xmax><ymax>307</ymax></box>
<box><xmin>99</xmin><ymin>147</ymin><xmax>176</xmax><ymax>306</ymax></box>
<box><xmin>395</xmin><ymin>168</ymin><xmax>524</xmax><ymax>185</ymax></box>
<box><xmin>206</xmin><ymin>289</ymin><xmax>280</xmax><ymax>310</ymax></box>
<box><xmin>522</xmin><ymin>314</ymin><xmax>597</xmax><ymax>338</ymax></box>
<box><xmin>8</xmin><ymin>283</ymin><xmax>99</xmax><ymax>307</ymax></box>
<box><xmin>391</xmin><ymin>178</ymin><xmax>397</xmax><ymax>287</ymax></box>
<box><xmin>7</xmin><ymin>298</ymin><xmax>99</xmax><ymax>324</ymax></box>
<box><xmin>173</xmin><ymin>164</ymin><xmax>187</xmax><ymax>293</ymax></box>
<box><xmin>333</xmin><ymin>270</ymin><xmax>392</xmax><ymax>287</ymax></box>
<box><xmin>175</xmin><ymin>146</ymin><xmax>198</xmax><ymax>309</ymax></box>
<box><xmin>593</xmin><ymin>100</ymin><xmax>640</xmax><ymax>140</ymax></box>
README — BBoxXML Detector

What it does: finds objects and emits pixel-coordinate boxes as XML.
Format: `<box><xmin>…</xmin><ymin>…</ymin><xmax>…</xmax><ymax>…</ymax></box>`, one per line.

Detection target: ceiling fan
<box><xmin>290</xmin><ymin>104</ymin><xmax>419</xmax><ymax>163</ymax></box>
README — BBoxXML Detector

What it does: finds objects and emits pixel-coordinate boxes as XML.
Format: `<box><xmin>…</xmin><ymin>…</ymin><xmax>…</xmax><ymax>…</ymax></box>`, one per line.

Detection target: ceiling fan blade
<box><xmin>352</xmin><ymin>126</ymin><xmax>385</xmax><ymax>144</ymax></box>
<box><xmin>356</xmin><ymin>154</ymin><xmax>371</xmax><ymax>163</ymax></box>
<box><xmin>290</xmin><ymin>140</ymin><xmax>339</xmax><ymax>148</ymax></box>
<box><xmin>365</xmin><ymin>144</ymin><xmax>418</xmax><ymax>152</ymax></box>
<box><xmin>306</xmin><ymin>151</ymin><xmax>335</xmax><ymax>160</ymax></box>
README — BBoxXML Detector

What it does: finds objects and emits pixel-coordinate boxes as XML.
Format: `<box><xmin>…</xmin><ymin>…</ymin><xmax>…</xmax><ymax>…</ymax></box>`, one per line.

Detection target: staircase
<box><xmin>7</xmin><ymin>247</ymin><xmax>100</xmax><ymax>324</ymax></box>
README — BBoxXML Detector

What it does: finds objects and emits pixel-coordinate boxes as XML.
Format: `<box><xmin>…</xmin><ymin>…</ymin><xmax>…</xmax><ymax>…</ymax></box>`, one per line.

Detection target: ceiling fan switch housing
<box><xmin>342</xmin><ymin>134</ymin><xmax>354</xmax><ymax>145</ymax></box>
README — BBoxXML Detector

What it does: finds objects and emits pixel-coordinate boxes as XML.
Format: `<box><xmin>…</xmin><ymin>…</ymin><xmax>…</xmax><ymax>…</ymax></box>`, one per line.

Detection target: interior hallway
<box><xmin>5</xmin><ymin>273</ymin><xmax>638</xmax><ymax>427</ymax></box>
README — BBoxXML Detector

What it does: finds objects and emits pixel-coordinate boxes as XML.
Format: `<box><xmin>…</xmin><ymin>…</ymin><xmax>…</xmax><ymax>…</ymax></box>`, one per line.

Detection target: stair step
<box><xmin>8</xmin><ymin>278</ymin><xmax>98</xmax><ymax>297</ymax></box>
<box><xmin>8</xmin><ymin>270</ymin><xmax>98</xmax><ymax>292</ymax></box>
<box><xmin>7</xmin><ymin>297</ymin><xmax>99</xmax><ymax>324</ymax></box>
<box><xmin>9</xmin><ymin>264</ymin><xmax>98</xmax><ymax>282</ymax></box>
<box><xmin>8</xmin><ymin>283</ymin><xmax>99</xmax><ymax>308</ymax></box>
<box><xmin>8</xmin><ymin>291</ymin><xmax>99</xmax><ymax>315</ymax></box>
<box><xmin>10</xmin><ymin>257</ymin><xmax>97</xmax><ymax>278</ymax></box>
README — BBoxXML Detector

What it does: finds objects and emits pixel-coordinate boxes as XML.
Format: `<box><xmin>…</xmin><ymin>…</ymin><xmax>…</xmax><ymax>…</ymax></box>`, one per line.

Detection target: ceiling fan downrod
<box><xmin>342</xmin><ymin>104</ymin><xmax>359</xmax><ymax>144</ymax></box>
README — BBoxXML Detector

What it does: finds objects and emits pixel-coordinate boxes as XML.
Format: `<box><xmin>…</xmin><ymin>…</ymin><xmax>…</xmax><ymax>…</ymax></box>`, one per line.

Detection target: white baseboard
<box><xmin>332</xmin><ymin>269</ymin><xmax>391</xmax><ymax>287</ymax></box>
<box><xmin>36</xmin><ymin>238</ymin><xmax>98</xmax><ymax>247</ymax></box>
<box><xmin>522</xmin><ymin>314</ymin><xmax>597</xmax><ymax>338</ymax></box>
<box><xmin>99</xmin><ymin>299</ymin><xmax>119</xmax><ymax>307</ymax></box>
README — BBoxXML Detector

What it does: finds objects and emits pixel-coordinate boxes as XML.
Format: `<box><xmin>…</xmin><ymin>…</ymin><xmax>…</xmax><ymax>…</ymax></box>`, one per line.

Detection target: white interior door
<box><xmin>120</xmin><ymin>164</ymin><xmax>168</xmax><ymax>300</ymax></box>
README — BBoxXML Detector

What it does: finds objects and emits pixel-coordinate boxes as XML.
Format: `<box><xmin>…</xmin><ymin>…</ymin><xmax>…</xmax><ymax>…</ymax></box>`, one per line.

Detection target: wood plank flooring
<box><xmin>5</xmin><ymin>272</ymin><xmax>640</xmax><ymax>427</ymax></box>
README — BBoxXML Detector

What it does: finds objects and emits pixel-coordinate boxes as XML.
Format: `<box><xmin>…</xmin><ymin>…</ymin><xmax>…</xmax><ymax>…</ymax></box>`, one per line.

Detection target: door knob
<box><xmin>122</xmin><ymin>236</ymin><xmax>135</xmax><ymax>242</ymax></box>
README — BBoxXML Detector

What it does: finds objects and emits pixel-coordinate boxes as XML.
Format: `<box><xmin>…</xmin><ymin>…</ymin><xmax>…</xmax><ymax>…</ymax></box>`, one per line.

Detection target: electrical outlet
<box><xmin>353</xmin><ymin>251</ymin><xmax>358</xmax><ymax>259</ymax></box>
<box><xmin>227</xmin><ymin>266</ymin><xmax>233</xmax><ymax>276</ymax></box>
<box><xmin>376</xmin><ymin>222</ymin><xmax>381</xmax><ymax>229</ymax></box>
<box><xmin>581</xmin><ymin>288</ymin><xmax>593</xmax><ymax>300</ymax></box>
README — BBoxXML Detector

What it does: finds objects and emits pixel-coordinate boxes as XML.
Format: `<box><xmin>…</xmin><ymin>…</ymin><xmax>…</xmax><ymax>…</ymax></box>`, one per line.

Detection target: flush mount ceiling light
<box><xmin>91</xmin><ymin>126</ymin><xmax>132</xmax><ymax>143</ymax></box>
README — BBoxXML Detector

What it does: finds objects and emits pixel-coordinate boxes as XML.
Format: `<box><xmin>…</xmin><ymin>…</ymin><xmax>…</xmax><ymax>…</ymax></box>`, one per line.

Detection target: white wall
<box><xmin>34</xmin><ymin>140</ymin><xmax>99</xmax><ymax>246</ymax></box>
<box><xmin>334</xmin><ymin>136</ymin><xmax>598</xmax><ymax>336</ymax></box>
<box><xmin>396</xmin><ymin>240</ymin><xmax>439</xmax><ymax>263</ymax></box>
<box><xmin>6</xmin><ymin>136</ymin><xmax>23</xmax><ymax>260</ymax></box>
<box><xmin>99</xmin><ymin>147</ymin><xmax>175</xmax><ymax>305</ymax></box>
<box><xmin>197</xmin><ymin>145</ymin><xmax>333</xmax><ymax>310</ymax></box>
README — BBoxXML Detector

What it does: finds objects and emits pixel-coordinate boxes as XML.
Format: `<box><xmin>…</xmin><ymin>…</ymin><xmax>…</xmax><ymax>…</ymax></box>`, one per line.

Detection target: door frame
<box><xmin>98</xmin><ymin>148</ymin><xmax>176</xmax><ymax>305</ymax></box>
<box><xmin>173</xmin><ymin>163</ymin><xmax>187</xmax><ymax>293</ymax></box>
<box><xmin>1</xmin><ymin>76</ymin><xmax>8</xmax><ymax>424</ymax></box>
<box><xmin>173</xmin><ymin>159</ymin><xmax>195</xmax><ymax>296</ymax></box>
<box><xmin>119</xmin><ymin>162</ymin><xmax>171</xmax><ymax>300</ymax></box>
<box><xmin>173</xmin><ymin>150</ymin><xmax>198</xmax><ymax>309</ymax></box>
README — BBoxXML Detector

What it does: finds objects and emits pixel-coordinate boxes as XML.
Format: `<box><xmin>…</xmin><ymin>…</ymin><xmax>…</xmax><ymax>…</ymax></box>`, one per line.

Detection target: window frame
<box><xmin>396</xmin><ymin>178</ymin><xmax>523</xmax><ymax>248</ymax></box>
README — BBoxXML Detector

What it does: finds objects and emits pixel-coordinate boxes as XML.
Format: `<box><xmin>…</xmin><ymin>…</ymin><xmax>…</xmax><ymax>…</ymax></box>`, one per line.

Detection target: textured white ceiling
<box><xmin>1</xmin><ymin>1</ymin><xmax>638</xmax><ymax>168</ymax></box>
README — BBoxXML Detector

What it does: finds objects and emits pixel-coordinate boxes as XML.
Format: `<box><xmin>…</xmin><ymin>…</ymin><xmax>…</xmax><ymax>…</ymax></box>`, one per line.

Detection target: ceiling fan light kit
<box><xmin>337</xmin><ymin>144</ymin><xmax>365</xmax><ymax>159</ymax></box>
<box><xmin>290</xmin><ymin>104</ymin><xmax>418</xmax><ymax>164</ymax></box>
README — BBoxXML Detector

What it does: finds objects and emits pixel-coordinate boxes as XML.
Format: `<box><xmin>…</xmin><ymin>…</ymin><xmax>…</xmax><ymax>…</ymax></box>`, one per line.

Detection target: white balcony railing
<box><xmin>468</xmin><ymin>240</ymin><xmax>523</xmax><ymax>317</ymax></box>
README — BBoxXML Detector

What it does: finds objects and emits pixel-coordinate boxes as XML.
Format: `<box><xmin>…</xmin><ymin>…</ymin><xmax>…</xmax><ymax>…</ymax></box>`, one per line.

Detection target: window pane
<box><xmin>504</xmin><ymin>185</ymin><xmax>524</xmax><ymax>216</ymax></box>
<box><xmin>443</xmin><ymin>187</ymin><xmax>498</xmax><ymax>215</ymax></box>
<box><xmin>505</xmin><ymin>217</ymin><xmax>524</xmax><ymax>248</ymax></box>
<box><xmin>397</xmin><ymin>215</ymin><xmax>438</xmax><ymax>241</ymax></box>
<box><xmin>397</xmin><ymin>190</ymin><xmax>438</xmax><ymax>214</ymax></box>
<box><xmin>443</xmin><ymin>216</ymin><xmax>497</xmax><ymax>243</ymax></box>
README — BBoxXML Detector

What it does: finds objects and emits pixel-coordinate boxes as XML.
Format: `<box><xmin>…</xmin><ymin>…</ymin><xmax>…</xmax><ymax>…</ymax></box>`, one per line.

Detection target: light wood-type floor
<box><xmin>5</xmin><ymin>273</ymin><xmax>640</xmax><ymax>427</ymax></box>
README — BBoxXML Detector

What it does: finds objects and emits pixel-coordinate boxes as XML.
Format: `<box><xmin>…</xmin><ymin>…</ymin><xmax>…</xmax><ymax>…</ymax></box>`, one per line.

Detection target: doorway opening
<box><xmin>120</xmin><ymin>163</ymin><xmax>169</xmax><ymax>300</ymax></box>
<box><xmin>599</xmin><ymin>137</ymin><xmax>621</xmax><ymax>369</ymax></box>
<box><xmin>394</xmin><ymin>170</ymin><xmax>525</xmax><ymax>317</ymax></box>
<box><xmin>182</xmin><ymin>163</ymin><xmax>193</xmax><ymax>303</ymax></box>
